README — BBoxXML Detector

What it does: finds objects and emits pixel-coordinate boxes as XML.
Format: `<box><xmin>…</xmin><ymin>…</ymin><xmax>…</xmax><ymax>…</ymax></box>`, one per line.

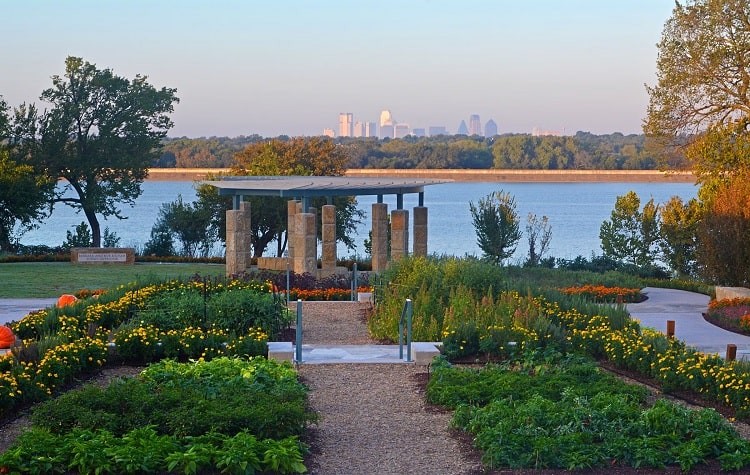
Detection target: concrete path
<box><xmin>627</xmin><ymin>287</ymin><xmax>750</xmax><ymax>359</ymax></box>
<box><xmin>0</xmin><ymin>298</ymin><xmax>58</xmax><ymax>325</ymax></box>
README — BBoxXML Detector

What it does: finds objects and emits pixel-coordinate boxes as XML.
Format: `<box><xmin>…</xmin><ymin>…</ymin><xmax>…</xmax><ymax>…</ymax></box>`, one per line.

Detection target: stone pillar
<box><xmin>293</xmin><ymin>212</ymin><xmax>317</xmax><ymax>275</ymax></box>
<box><xmin>226</xmin><ymin>201</ymin><xmax>252</xmax><ymax>277</ymax></box>
<box><xmin>287</xmin><ymin>200</ymin><xmax>300</xmax><ymax>260</ymax></box>
<box><xmin>321</xmin><ymin>205</ymin><xmax>337</xmax><ymax>269</ymax></box>
<box><xmin>371</xmin><ymin>203</ymin><xmax>388</xmax><ymax>272</ymax></box>
<box><xmin>391</xmin><ymin>209</ymin><xmax>409</xmax><ymax>262</ymax></box>
<box><xmin>413</xmin><ymin>206</ymin><xmax>428</xmax><ymax>257</ymax></box>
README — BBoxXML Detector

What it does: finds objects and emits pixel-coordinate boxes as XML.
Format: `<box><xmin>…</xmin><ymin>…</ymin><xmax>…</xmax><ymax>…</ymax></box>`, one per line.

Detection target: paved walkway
<box><xmin>627</xmin><ymin>287</ymin><xmax>750</xmax><ymax>359</ymax></box>
<box><xmin>0</xmin><ymin>298</ymin><xmax>58</xmax><ymax>325</ymax></box>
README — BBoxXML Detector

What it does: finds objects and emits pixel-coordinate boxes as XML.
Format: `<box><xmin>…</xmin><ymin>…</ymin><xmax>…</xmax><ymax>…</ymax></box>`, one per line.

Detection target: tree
<box><xmin>659</xmin><ymin>196</ymin><xmax>701</xmax><ymax>278</ymax></box>
<box><xmin>0</xmin><ymin>98</ymin><xmax>54</xmax><ymax>251</ymax></box>
<box><xmin>149</xmin><ymin>195</ymin><xmax>217</xmax><ymax>257</ymax></box>
<box><xmin>0</xmin><ymin>151</ymin><xmax>54</xmax><ymax>251</ymax></box>
<box><xmin>9</xmin><ymin>56</ymin><xmax>178</xmax><ymax>247</ymax></box>
<box><xmin>697</xmin><ymin>172</ymin><xmax>750</xmax><ymax>285</ymax></box>
<box><xmin>469</xmin><ymin>191</ymin><xmax>521</xmax><ymax>264</ymax></box>
<box><xmin>599</xmin><ymin>191</ymin><xmax>660</xmax><ymax>268</ymax></box>
<box><xmin>644</xmin><ymin>0</ymin><xmax>750</xmax><ymax>162</ymax></box>
<box><xmin>525</xmin><ymin>213</ymin><xmax>552</xmax><ymax>267</ymax></box>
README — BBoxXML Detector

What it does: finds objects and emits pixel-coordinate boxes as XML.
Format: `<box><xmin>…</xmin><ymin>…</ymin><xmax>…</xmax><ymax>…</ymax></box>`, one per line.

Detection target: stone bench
<box><xmin>410</xmin><ymin>342</ymin><xmax>442</xmax><ymax>365</ymax></box>
<box><xmin>267</xmin><ymin>341</ymin><xmax>294</xmax><ymax>362</ymax></box>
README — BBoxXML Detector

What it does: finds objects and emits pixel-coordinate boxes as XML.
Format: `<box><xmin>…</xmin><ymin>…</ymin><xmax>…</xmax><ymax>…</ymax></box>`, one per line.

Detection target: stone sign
<box><xmin>71</xmin><ymin>247</ymin><xmax>135</xmax><ymax>265</ymax></box>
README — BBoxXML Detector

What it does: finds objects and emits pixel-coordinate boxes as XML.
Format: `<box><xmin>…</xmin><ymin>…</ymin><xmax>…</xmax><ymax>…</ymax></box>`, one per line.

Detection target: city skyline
<box><xmin>2</xmin><ymin>1</ymin><xmax>676</xmax><ymax>138</ymax></box>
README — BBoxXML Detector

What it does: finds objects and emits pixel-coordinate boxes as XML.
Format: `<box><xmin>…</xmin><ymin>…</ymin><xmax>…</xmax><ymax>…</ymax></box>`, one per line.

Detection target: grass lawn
<box><xmin>0</xmin><ymin>262</ymin><xmax>226</xmax><ymax>298</ymax></box>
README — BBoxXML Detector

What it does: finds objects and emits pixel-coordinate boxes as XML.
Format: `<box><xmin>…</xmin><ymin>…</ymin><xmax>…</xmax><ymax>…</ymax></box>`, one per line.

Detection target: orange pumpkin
<box><xmin>0</xmin><ymin>325</ymin><xmax>16</xmax><ymax>349</ymax></box>
<box><xmin>57</xmin><ymin>294</ymin><xmax>78</xmax><ymax>308</ymax></box>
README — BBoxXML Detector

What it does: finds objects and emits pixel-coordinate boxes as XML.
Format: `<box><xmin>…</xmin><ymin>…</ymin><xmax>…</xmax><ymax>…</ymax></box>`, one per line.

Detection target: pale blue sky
<box><xmin>2</xmin><ymin>1</ymin><xmax>675</xmax><ymax>138</ymax></box>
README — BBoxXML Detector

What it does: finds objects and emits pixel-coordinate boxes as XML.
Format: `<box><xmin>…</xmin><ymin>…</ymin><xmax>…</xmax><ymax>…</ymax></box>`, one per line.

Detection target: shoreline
<box><xmin>146</xmin><ymin>168</ymin><xmax>697</xmax><ymax>184</ymax></box>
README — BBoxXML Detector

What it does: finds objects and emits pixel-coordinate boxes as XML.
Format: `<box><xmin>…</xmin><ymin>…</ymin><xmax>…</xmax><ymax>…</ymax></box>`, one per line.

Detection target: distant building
<box><xmin>469</xmin><ymin>114</ymin><xmax>482</xmax><ymax>136</ymax></box>
<box><xmin>457</xmin><ymin>120</ymin><xmax>469</xmax><ymax>135</ymax></box>
<box><xmin>380</xmin><ymin>110</ymin><xmax>393</xmax><ymax>127</ymax></box>
<box><xmin>412</xmin><ymin>128</ymin><xmax>425</xmax><ymax>137</ymax></box>
<box><xmin>353</xmin><ymin>121</ymin><xmax>365</xmax><ymax>137</ymax></box>
<box><xmin>380</xmin><ymin>124</ymin><xmax>394</xmax><ymax>139</ymax></box>
<box><xmin>323</xmin><ymin>128</ymin><xmax>335</xmax><ymax>138</ymax></box>
<box><xmin>428</xmin><ymin>126</ymin><xmax>447</xmax><ymax>136</ymax></box>
<box><xmin>339</xmin><ymin>113</ymin><xmax>353</xmax><ymax>137</ymax></box>
<box><xmin>394</xmin><ymin>123</ymin><xmax>410</xmax><ymax>138</ymax></box>
<box><xmin>484</xmin><ymin>119</ymin><xmax>498</xmax><ymax>137</ymax></box>
<box><xmin>365</xmin><ymin>121</ymin><xmax>377</xmax><ymax>138</ymax></box>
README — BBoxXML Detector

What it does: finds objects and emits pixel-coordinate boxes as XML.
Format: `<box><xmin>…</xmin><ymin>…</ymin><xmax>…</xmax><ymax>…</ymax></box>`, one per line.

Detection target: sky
<box><xmin>2</xmin><ymin>1</ymin><xmax>676</xmax><ymax>138</ymax></box>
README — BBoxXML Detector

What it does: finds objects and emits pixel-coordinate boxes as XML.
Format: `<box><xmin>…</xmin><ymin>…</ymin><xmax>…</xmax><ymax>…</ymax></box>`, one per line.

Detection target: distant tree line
<box><xmin>156</xmin><ymin>131</ymin><xmax>672</xmax><ymax>170</ymax></box>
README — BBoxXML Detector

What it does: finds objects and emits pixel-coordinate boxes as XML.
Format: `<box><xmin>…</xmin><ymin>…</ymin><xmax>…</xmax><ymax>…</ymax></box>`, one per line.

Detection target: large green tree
<box><xmin>659</xmin><ymin>196</ymin><xmax>702</xmax><ymax>278</ymax></box>
<box><xmin>644</xmin><ymin>0</ymin><xmax>750</xmax><ymax>166</ymax></box>
<box><xmin>10</xmin><ymin>56</ymin><xmax>178</xmax><ymax>247</ymax></box>
<box><xmin>0</xmin><ymin>97</ymin><xmax>54</xmax><ymax>251</ymax></box>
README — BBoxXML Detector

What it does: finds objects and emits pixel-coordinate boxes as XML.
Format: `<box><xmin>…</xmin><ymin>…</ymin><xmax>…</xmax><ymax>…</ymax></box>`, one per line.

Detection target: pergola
<box><xmin>202</xmin><ymin>176</ymin><xmax>448</xmax><ymax>275</ymax></box>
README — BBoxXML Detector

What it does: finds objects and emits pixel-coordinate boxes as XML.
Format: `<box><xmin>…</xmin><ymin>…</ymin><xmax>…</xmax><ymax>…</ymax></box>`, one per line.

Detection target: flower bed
<box><xmin>704</xmin><ymin>298</ymin><xmax>750</xmax><ymax>335</ymax></box>
<box><xmin>2</xmin><ymin>277</ymin><xmax>289</xmax><ymax>418</ymax></box>
<box><xmin>0</xmin><ymin>357</ymin><xmax>313</xmax><ymax>474</ymax></box>
<box><xmin>559</xmin><ymin>284</ymin><xmax>642</xmax><ymax>303</ymax></box>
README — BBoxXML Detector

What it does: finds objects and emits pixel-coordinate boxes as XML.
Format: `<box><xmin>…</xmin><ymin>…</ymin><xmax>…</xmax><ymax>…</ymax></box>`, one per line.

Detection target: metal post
<box><xmin>286</xmin><ymin>261</ymin><xmax>291</xmax><ymax>305</ymax></box>
<box><xmin>295</xmin><ymin>299</ymin><xmax>302</xmax><ymax>363</ymax></box>
<box><xmin>352</xmin><ymin>262</ymin><xmax>358</xmax><ymax>301</ymax></box>
<box><xmin>406</xmin><ymin>299</ymin><xmax>413</xmax><ymax>362</ymax></box>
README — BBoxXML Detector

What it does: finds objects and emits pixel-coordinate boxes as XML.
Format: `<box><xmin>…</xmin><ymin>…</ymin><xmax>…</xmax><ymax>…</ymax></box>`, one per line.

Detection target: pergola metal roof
<box><xmin>203</xmin><ymin>176</ymin><xmax>450</xmax><ymax>209</ymax></box>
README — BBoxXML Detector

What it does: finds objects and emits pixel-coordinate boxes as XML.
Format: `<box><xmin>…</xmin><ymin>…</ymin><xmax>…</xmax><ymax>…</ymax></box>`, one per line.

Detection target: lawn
<box><xmin>0</xmin><ymin>262</ymin><xmax>226</xmax><ymax>298</ymax></box>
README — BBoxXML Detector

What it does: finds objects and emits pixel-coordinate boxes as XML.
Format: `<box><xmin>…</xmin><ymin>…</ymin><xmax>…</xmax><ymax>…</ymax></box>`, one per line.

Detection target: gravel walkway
<box><xmin>295</xmin><ymin>301</ymin><xmax>485</xmax><ymax>474</ymax></box>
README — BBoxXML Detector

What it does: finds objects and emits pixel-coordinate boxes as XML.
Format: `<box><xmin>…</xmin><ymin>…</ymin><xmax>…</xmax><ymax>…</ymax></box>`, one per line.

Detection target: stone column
<box><xmin>226</xmin><ymin>201</ymin><xmax>252</xmax><ymax>277</ymax></box>
<box><xmin>371</xmin><ymin>203</ymin><xmax>388</xmax><ymax>272</ymax></box>
<box><xmin>287</xmin><ymin>200</ymin><xmax>300</xmax><ymax>260</ymax></box>
<box><xmin>293</xmin><ymin>212</ymin><xmax>317</xmax><ymax>275</ymax></box>
<box><xmin>321</xmin><ymin>204</ymin><xmax>337</xmax><ymax>269</ymax></box>
<box><xmin>391</xmin><ymin>209</ymin><xmax>409</xmax><ymax>262</ymax></box>
<box><xmin>413</xmin><ymin>206</ymin><xmax>428</xmax><ymax>257</ymax></box>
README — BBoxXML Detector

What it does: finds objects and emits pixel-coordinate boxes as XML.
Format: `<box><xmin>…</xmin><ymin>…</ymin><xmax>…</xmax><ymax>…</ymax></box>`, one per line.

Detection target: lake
<box><xmin>20</xmin><ymin>181</ymin><xmax>698</xmax><ymax>262</ymax></box>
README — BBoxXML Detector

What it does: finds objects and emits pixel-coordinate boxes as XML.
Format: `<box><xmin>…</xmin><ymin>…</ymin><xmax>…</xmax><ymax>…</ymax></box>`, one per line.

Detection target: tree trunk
<box><xmin>84</xmin><ymin>207</ymin><xmax>101</xmax><ymax>247</ymax></box>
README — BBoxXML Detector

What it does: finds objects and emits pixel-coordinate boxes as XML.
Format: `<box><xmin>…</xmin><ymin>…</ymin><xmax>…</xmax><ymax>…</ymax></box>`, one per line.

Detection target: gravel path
<box><xmin>295</xmin><ymin>302</ymin><xmax>485</xmax><ymax>474</ymax></box>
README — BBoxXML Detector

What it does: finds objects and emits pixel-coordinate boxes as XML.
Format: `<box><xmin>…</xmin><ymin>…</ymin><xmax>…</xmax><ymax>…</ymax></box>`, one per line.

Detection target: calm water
<box><xmin>21</xmin><ymin>181</ymin><xmax>698</xmax><ymax>262</ymax></box>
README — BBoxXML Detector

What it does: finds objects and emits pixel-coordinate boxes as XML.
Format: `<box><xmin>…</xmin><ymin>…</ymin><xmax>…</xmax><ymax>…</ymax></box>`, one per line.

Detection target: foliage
<box><xmin>2</xmin><ymin>358</ymin><xmax>311</xmax><ymax>474</ymax></box>
<box><xmin>697</xmin><ymin>171</ymin><xmax>750</xmax><ymax>286</ymax></box>
<box><xmin>7</xmin><ymin>56</ymin><xmax>179</xmax><ymax>247</ymax></box>
<box><xmin>0</xmin><ymin>148</ymin><xmax>54</xmax><ymax>252</ymax></box>
<box><xmin>659</xmin><ymin>196</ymin><xmax>701</xmax><ymax>278</ymax></box>
<box><xmin>599</xmin><ymin>191</ymin><xmax>660</xmax><ymax>269</ymax></box>
<box><xmin>149</xmin><ymin>194</ymin><xmax>218</xmax><ymax>257</ymax></box>
<box><xmin>62</xmin><ymin>221</ymin><xmax>92</xmax><ymax>249</ymax></box>
<box><xmin>524</xmin><ymin>213</ymin><xmax>552</xmax><ymax>267</ymax></box>
<box><xmin>159</xmin><ymin>132</ymin><xmax>664</xmax><ymax>171</ymax></box>
<box><xmin>427</xmin><ymin>357</ymin><xmax>749</xmax><ymax>471</ymax></box>
<box><xmin>644</xmin><ymin>0</ymin><xmax>750</xmax><ymax>163</ymax></box>
<box><xmin>469</xmin><ymin>190</ymin><xmax>521</xmax><ymax>264</ymax></box>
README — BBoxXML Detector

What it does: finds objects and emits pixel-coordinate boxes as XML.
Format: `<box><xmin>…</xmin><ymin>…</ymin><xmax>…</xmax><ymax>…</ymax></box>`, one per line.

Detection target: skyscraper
<box><xmin>380</xmin><ymin>110</ymin><xmax>393</xmax><ymax>127</ymax></box>
<box><xmin>457</xmin><ymin>120</ymin><xmax>469</xmax><ymax>135</ymax></box>
<box><xmin>339</xmin><ymin>113</ymin><xmax>353</xmax><ymax>137</ymax></box>
<box><xmin>353</xmin><ymin>121</ymin><xmax>365</xmax><ymax>137</ymax></box>
<box><xmin>365</xmin><ymin>122</ymin><xmax>377</xmax><ymax>138</ymax></box>
<box><xmin>428</xmin><ymin>126</ymin><xmax>447</xmax><ymax>137</ymax></box>
<box><xmin>484</xmin><ymin>119</ymin><xmax>498</xmax><ymax>137</ymax></box>
<box><xmin>469</xmin><ymin>114</ymin><xmax>482</xmax><ymax>136</ymax></box>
